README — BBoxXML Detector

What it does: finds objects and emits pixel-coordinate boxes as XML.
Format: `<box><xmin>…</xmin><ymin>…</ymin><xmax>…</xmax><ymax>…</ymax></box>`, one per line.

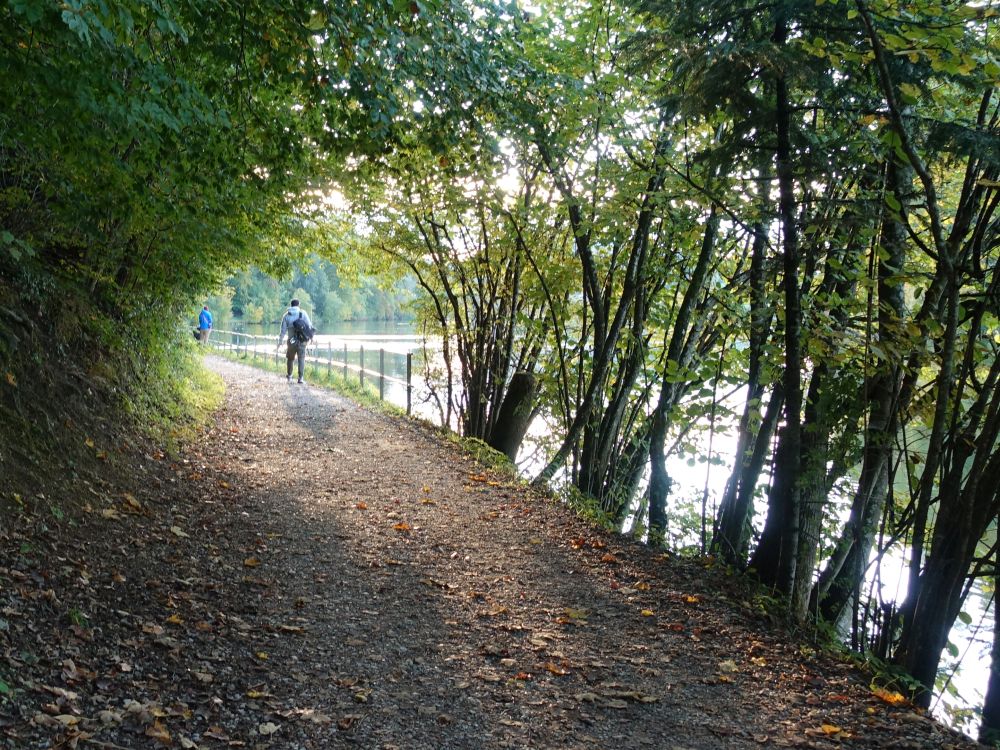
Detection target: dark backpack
<box><xmin>291</xmin><ymin>311</ymin><xmax>314</xmax><ymax>342</ymax></box>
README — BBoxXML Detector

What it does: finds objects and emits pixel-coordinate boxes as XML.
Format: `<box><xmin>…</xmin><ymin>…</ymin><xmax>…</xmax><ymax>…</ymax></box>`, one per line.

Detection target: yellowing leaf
<box><xmin>145</xmin><ymin>720</ymin><xmax>172</xmax><ymax>744</ymax></box>
<box><xmin>243</xmin><ymin>557</ymin><xmax>261</xmax><ymax>567</ymax></box>
<box><xmin>393</xmin><ymin>522</ymin><xmax>412</xmax><ymax>532</ymax></box>
<box><xmin>640</xmin><ymin>609</ymin><xmax>655</xmax><ymax>617</ymax></box>
<box><xmin>165</xmin><ymin>614</ymin><xmax>184</xmax><ymax>625</ymax></box>
<box><xmin>820</xmin><ymin>724</ymin><xmax>842</xmax><ymax>735</ymax></box>
<box><xmin>5</xmin><ymin>372</ymin><xmax>16</xmax><ymax>386</ymax></box>
<box><xmin>123</xmin><ymin>493</ymin><xmax>141</xmax><ymax>510</ymax></box>
<box><xmin>356</xmin><ymin>501</ymin><xmax>368</xmax><ymax>510</ymax></box>
<box><xmin>543</xmin><ymin>662</ymin><xmax>569</xmax><ymax>676</ymax></box>
<box><xmin>872</xmin><ymin>687</ymin><xmax>907</xmax><ymax>705</ymax></box>
<box><xmin>600</xmin><ymin>553</ymin><xmax>619</xmax><ymax>564</ymax></box>
<box><xmin>684</xmin><ymin>595</ymin><xmax>700</xmax><ymax>604</ymax></box>
<box><xmin>256</xmin><ymin>651</ymin><xmax>269</xmax><ymax>660</ymax></box>
<box><xmin>635</xmin><ymin>582</ymin><xmax>651</xmax><ymax>591</ymax></box>
<box><xmin>85</xmin><ymin>437</ymin><xmax>95</xmax><ymax>448</ymax></box>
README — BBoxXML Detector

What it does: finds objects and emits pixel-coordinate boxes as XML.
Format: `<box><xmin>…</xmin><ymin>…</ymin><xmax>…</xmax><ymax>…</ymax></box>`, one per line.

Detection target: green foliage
<box><xmin>224</xmin><ymin>258</ymin><xmax>414</xmax><ymax>329</ymax></box>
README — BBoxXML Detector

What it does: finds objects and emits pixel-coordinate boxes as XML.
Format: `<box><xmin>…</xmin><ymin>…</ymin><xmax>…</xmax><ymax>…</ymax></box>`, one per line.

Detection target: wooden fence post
<box><xmin>406</xmin><ymin>352</ymin><xmax>412</xmax><ymax>416</ymax></box>
<box><xmin>379</xmin><ymin>348</ymin><xmax>385</xmax><ymax>401</ymax></box>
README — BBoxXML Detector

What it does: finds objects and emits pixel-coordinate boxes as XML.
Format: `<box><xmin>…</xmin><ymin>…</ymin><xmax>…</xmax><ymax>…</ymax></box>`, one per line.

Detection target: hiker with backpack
<box><xmin>276</xmin><ymin>298</ymin><xmax>315</xmax><ymax>384</ymax></box>
<box><xmin>197</xmin><ymin>305</ymin><xmax>213</xmax><ymax>345</ymax></box>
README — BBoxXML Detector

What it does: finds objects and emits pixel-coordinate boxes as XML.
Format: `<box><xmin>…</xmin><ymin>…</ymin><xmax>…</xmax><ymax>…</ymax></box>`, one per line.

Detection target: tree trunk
<box><xmin>645</xmin><ymin>206</ymin><xmax>719</xmax><ymax>543</ymax></box>
<box><xmin>487</xmin><ymin>371</ymin><xmax>537</xmax><ymax>462</ymax></box>
<box><xmin>713</xmin><ymin>216</ymin><xmax>772</xmax><ymax>566</ymax></box>
<box><xmin>816</xmin><ymin>155</ymin><xmax>909</xmax><ymax>626</ymax></box>
<box><xmin>750</xmin><ymin>17</ymin><xmax>803</xmax><ymax>596</ymax></box>
<box><xmin>715</xmin><ymin>385</ymin><xmax>783</xmax><ymax>565</ymax></box>
<box><xmin>979</xmin><ymin>532</ymin><xmax>1000</xmax><ymax>746</ymax></box>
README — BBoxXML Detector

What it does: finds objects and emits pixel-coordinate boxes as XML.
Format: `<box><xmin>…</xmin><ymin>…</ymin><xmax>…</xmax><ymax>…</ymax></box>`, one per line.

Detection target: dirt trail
<box><xmin>0</xmin><ymin>356</ymin><xmax>981</xmax><ymax>749</ymax></box>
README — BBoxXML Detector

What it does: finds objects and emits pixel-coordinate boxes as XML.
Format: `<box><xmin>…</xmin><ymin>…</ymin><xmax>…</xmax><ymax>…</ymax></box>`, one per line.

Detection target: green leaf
<box><xmin>306</xmin><ymin>11</ymin><xmax>327</xmax><ymax>31</ymax></box>
<box><xmin>957</xmin><ymin>611</ymin><xmax>972</xmax><ymax>626</ymax></box>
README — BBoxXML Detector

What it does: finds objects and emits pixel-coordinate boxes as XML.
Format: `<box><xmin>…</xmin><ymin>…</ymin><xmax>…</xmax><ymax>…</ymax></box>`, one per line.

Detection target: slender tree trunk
<box><xmin>817</xmin><ymin>156</ymin><xmax>909</xmax><ymax>625</ymax></box>
<box><xmin>646</xmin><ymin>207</ymin><xmax>719</xmax><ymax>540</ymax></box>
<box><xmin>980</xmin><ymin>528</ymin><xmax>1000</xmax><ymax>745</ymax></box>
<box><xmin>750</xmin><ymin>15</ymin><xmax>803</xmax><ymax>596</ymax></box>
<box><xmin>715</xmin><ymin>385</ymin><xmax>783</xmax><ymax>565</ymax></box>
<box><xmin>714</xmin><ymin>218</ymin><xmax>772</xmax><ymax>565</ymax></box>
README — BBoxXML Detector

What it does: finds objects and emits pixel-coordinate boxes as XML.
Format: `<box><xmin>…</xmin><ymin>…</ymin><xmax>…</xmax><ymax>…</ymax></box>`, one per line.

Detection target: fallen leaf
<box><xmin>5</xmin><ymin>372</ymin><xmax>16</xmax><ymax>386</ymax></box>
<box><xmin>169</xmin><ymin>526</ymin><xmax>189</xmax><ymax>538</ymax></box>
<box><xmin>393</xmin><ymin>522</ymin><xmax>412</xmax><ymax>532</ymax></box>
<box><xmin>337</xmin><ymin>714</ymin><xmax>363</xmax><ymax>731</ymax></box>
<box><xmin>145</xmin><ymin>720</ymin><xmax>172</xmax><ymax>744</ymax></box>
<box><xmin>258</xmin><ymin>722</ymin><xmax>280</xmax><ymax>735</ymax></box>
<box><xmin>244</xmin><ymin>557</ymin><xmax>261</xmax><ymax>568</ymax></box>
<box><xmin>356</xmin><ymin>501</ymin><xmax>368</xmax><ymax>510</ymax></box>
<box><xmin>640</xmin><ymin>609</ymin><xmax>655</xmax><ymax>617</ymax></box>
<box><xmin>543</xmin><ymin>662</ymin><xmax>569</xmax><ymax>676</ymax></box>
<box><xmin>872</xmin><ymin>686</ymin><xmax>908</xmax><ymax>705</ymax></box>
<box><xmin>820</xmin><ymin>724</ymin><xmax>842</xmax><ymax>735</ymax></box>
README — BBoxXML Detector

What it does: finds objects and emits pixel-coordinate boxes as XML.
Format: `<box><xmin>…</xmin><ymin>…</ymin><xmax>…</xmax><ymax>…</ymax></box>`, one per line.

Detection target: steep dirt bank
<box><xmin>0</xmin><ymin>355</ymin><xmax>982</xmax><ymax>749</ymax></box>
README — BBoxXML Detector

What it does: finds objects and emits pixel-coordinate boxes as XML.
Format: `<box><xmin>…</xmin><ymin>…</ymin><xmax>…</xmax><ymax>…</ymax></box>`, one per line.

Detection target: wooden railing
<box><xmin>206</xmin><ymin>330</ymin><xmax>414</xmax><ymax>415</ymax></box>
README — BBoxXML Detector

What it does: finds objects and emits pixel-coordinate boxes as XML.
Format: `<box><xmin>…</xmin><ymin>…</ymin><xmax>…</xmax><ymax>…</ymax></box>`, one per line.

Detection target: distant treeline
<box><xmin>204</xmin><ymin>257</ymin><xmax>415</xmax><ymax>330</ymax></box>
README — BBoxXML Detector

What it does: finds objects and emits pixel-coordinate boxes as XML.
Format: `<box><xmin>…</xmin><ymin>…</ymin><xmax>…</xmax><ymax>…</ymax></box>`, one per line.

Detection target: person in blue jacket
<box><xmin>198</xmin><ymin>305</ymin><xmax>213</xmax><ymax>345</ymax></box>
<box><xmin>276</xmin><ymin>299</ymin><xmax>313</xmax><ymax>384</ymax></box>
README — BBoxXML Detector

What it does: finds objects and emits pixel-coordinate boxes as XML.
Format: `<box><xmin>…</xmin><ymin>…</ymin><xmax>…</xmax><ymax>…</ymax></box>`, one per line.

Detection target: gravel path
<box><xmin>0</xmin><ymin>355</ymin><xmax>981</xmax><ymax>749</ymax></box>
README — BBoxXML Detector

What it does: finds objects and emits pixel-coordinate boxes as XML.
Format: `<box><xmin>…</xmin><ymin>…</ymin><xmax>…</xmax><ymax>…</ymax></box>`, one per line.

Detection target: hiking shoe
<box><xmin>297</xmin><ymin>379</ymin><xmax>304</xmax><ymax>384</ymax></box>
<box><xmin>286</xmin><ymin>375</ymin><xmax>291</xmax><ymax>382</ymax></box>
